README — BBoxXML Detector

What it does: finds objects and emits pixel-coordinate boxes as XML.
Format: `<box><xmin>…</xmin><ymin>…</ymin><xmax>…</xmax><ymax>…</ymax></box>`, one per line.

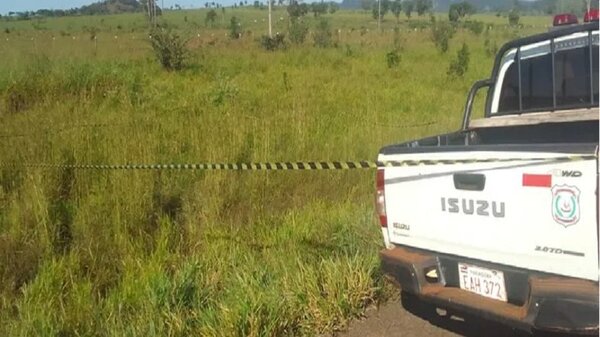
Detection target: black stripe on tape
<box><xmin>0</xmin><ymin>155</ymin><xmax>596</xmax><ymax>171</ymax></box>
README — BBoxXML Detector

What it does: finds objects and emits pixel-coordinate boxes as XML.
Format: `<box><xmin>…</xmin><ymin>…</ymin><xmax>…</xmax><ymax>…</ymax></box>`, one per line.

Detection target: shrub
<box><xmin>288</xmin><ymin>19</ymin><xmax>308</xmax><ymax>44</ymax></box>
<box><xmin>407</xmin><ymin>19</ymin><xmax>430</xmax><ymax>29</ymax></box>
<box><xmin>344</xmin><ymin>44</ymin><xmax>354</xmax><ymax>57</ymax></box>
<box><xmin>85</xmin><ymin>26</ymin><xmax>99</xmax><ymax>41</ymax></box>
<box><xmin>430</xmin><ymin>20</ymin><xmax>454</xmax><ymax>53</ymax></box>
<box><xmin>484</xmin><ymin>37</ymin><xmax>497</xmax><ymax>57</ymax></box>
<box><xmin>209</xmin><ymin>76</ymin><xmax>239</xmax><ymax>105</ymax></box>
<box><xmin>508</xmin><ymin>9</ymin><xmax>520</xmax><ymax>26</ymax></box>
<box><xmin>392</xmin><ymin>26</ymin><xmax>403</xmax><ymax>50</ymax></box>
<box><xmin>448</xmin><ymin>43</ymin><xmax>470</xmax><ymax>77</ymax></box>
<box><xmin>313</xmin><ymin>18</ymin><xmax>332</xmax><ymax>48</ymax></box>
<box><xmin>206</xmin><ymin>9</ymin><xmax>217</xmax><ymax>27</ymax></box>
<box><xmin>464</xmin><ymin>20</ymin><xmax>484</xmax><ymax>35</ymax></box>
<box><xmin>260</xmin><ymin>33</ymin><xmax>286</xmax><ymax>51</ymax></box>
<box><xmin>149</xmin><ymin>27</ymin><xmax>189</xmax><ymax>71</ymax></box>
<box><xmin>229</xmin><ymin>16</ymin><xmax>242</xmax><ymax>39</ymax></box>
<box><xmin>386</xmin><ymin>49</ymin><xmax>400</xmax><ymax>68</ymax></box>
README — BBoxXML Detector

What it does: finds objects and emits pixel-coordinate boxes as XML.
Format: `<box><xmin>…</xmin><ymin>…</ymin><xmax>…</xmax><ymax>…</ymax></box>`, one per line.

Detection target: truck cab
<box><xmin>376</xmin><ymin>23</ymin><xmax>599</xmax><ymax>334</ymax></box>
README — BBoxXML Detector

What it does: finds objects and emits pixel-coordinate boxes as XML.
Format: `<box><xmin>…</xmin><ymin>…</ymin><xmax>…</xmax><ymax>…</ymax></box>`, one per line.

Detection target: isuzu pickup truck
<box><xmin>376</xmin><ymin>22</ymin><xmax>599</xmax><ymax>334</ymax></box>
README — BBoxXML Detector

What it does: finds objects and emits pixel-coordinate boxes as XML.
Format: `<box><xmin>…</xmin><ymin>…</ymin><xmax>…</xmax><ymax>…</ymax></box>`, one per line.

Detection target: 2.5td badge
<box><xmin>551</xmin><ymin>185</ymin><xmax>580</xmax><ymax>227</ymax></box>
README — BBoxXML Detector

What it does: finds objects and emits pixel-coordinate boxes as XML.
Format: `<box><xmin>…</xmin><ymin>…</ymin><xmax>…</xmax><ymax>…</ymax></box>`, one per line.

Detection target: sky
<box><xmin>0</xmin><ymin>1</ymin><xmax>209</xmax><ymax>15</ymax></box>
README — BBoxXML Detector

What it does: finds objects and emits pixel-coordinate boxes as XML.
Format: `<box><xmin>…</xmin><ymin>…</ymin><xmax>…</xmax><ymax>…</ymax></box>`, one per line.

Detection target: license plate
<box><xmin>458</xmin><ymin>263</ymin><xmax>507</xmax><ymax>302</ymax></box>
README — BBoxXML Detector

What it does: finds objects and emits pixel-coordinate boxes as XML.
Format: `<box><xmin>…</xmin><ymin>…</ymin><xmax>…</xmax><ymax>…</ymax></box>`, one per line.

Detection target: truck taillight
<box><xmin>376</xmin><ymin>169</ymin><xmax>387</xmax><ymax>227</ymax></box>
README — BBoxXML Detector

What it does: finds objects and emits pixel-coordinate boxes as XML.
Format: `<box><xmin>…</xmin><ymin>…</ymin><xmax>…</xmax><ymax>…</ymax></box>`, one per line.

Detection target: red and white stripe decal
<box><xmin>522</xmin><ymin>174</ymin><xmax>552</xmax><ymax>188</ymax></box>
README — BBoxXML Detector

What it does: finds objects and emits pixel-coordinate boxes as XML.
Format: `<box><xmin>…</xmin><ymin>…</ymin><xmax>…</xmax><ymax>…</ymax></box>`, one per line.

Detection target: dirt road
<box><xmin>337</xmin><ymin>292</ymin><xmax>569</xmax><ymax>337</ymax></box>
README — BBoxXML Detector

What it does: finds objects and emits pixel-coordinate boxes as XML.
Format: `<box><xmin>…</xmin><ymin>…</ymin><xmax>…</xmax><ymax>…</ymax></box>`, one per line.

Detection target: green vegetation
<box><xmin>431</xmin><ymin>18</ymin><xmax>455</xmax><ymax>53</ymax></box>
<box><xmin>150</xmin><ymin>27</ymin><xmax>189</xmax><ymax>70</ymax></box>
<box><xmin>0</xmin><ymin>7</ymin><xmax>548</xmax><ymax>336</ymax></box>
<box><xmin>509</xmin><ymin>8</ymin><xmax>520</xmax><ymax>26</ymax></box>
<box><xmin>206</xmin><ymin>9</ymin><xmax>218</xmax><ymax>26</ymax></box>
<box><xmin>448</xmin><ymin>1</ymin><xmax>476</xmax><ymax>22</ymax></box>
<box><xmin>448</xmin><ymin>42</ymin><xmax>470</xmax><ymax>76</ymax></box>
<box><xmin>260</xmin><ymin>32</ymin><xmax>286</xmax><ymax>50</ymax></box>
<box><xmin>229</xmin><ymin>16</ymin><xmax>242</xmax><ymax>38</ymax></box>
<box><xmin>288</xmin><ymin>18</ymin><xmax>309</xmax><ymax>44</ymax></box>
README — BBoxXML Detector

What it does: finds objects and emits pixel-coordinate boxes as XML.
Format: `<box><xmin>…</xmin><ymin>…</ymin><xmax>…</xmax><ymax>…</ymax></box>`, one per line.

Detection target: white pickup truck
<box><xmin>376</xmin><ymin>23</ymin><xmax>599</xmax><ymax>334</ymax></box>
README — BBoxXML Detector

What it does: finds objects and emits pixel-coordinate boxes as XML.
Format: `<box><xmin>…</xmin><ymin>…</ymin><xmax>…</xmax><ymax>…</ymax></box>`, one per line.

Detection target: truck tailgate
<box><xmin>379</xmin><ymin>144</ymin><xmax>598</xmax><ymax>281</ymax></box>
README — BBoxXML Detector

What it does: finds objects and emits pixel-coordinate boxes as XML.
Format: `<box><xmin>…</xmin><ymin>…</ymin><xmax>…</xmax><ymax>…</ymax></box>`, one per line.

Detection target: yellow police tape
<box><xmin>0</xmin><ymin>155</ymin><xmax>596</xmax><ymax>171</ymax></box>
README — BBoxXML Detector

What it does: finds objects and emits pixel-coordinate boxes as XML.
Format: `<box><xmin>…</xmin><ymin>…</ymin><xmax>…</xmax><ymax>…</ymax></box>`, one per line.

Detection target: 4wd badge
<box><xmin>551</xmin><ymin>185</ymin><xmax>580</xmax><ymax>227</ymax></box>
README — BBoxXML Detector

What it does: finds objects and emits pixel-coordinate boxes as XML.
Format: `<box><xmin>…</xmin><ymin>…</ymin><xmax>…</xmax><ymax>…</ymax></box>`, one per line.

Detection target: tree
<box><xmin>361</xmin><ymin>0</ymin><xmax>374</xmax><ymax>11</ymax></box>
<box><xmin>403</xmin><ymin>0</ymin><xmax>414</xmax><ymax>18</ymax></box>
<box><xmin>310</xmin><ymin>1</ymin><xmax>328</xmax><ymax>16</ymax></box>
<box><xmin>449</xmin><ymin>6</ymin><xmax>460</xmax><ymax>21</ymax></box>
<box><xmin>288</xmin><ymin>0</ymin><xmax>308</xmax><ymax>18</ymax></box>
<box><xmin>449</xmin><ymin>1</ymin><xmax>475</xmax><ymax>22</ymax></box>
<box><xmin>390</xmin><ymin>0</ymin><xmax>402</xmax><ymax>22</ymax></box>
<box><xmin>372</xmin><ymin>0</ymin><xmax>390</xmax><ymax>20</ymax></box>
<box><xmin>328</xmin><ymin>2</ymin><xmax>339</xmax><ymax>13</ymax></box>
<box><xmin>414</xmin><ymin>0</ymin><xmax>432</xmax><ymax>16</ymax></box>
<box><xmin>538</xmin><ymin>0</ymin><xmax>557</xmax><ymax>14</ymax></box>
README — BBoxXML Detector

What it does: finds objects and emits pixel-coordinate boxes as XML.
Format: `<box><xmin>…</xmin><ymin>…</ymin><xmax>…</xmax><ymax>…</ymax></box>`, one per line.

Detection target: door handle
<box><xmin>453</xmin><ymin>173</ymin><xmax>486</xmax><ymax>191</ymax></box>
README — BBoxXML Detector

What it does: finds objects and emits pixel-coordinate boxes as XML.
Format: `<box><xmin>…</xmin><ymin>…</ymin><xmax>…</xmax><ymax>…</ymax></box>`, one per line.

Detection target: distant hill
<box><xmin>8</xmin><ymin>0</ymin><xmax>162</xmax><ymax>18</ymax></box>
<box><xmin>79</xmin><ymin>0</ymin><xmax>144</xmax><ymax>15</ymax></box>
<box><xmin>340</xmin><ymin>0</ymin><xmax>363</xmax><ymax>9</ymax></box>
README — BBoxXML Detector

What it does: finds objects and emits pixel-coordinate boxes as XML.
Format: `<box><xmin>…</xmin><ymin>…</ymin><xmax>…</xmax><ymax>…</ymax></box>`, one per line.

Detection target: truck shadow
<box><xmin>400</xmin><ymin>291</ymin><xmax>570</xmax><ymax>337</ymax></box>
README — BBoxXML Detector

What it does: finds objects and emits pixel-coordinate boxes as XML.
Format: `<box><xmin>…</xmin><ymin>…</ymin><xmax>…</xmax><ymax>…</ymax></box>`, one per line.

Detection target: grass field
<box><xmin>0</xmin><ymin>8</ymin><xmax>548</xmax><ymax>336</ymax></box>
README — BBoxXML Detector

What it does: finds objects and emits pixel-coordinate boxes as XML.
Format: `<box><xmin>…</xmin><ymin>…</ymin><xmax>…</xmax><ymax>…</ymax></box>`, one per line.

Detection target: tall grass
<box><xmin>0</xmin><ymin>9</ymin><xmax>547</xmax><ymax>336</ymax></box>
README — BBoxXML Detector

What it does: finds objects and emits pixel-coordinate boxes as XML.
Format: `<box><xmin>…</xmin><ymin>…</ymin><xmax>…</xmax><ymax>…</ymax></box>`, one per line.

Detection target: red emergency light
<box><xmin>553</xmin><ymin>13</ymin><xmax>578</xmax><ymax>26</ymax></box>
<box><xmin>584</xmin><ymin>9</ymin><xmax>599</xmax><ymax>22</ymax></box>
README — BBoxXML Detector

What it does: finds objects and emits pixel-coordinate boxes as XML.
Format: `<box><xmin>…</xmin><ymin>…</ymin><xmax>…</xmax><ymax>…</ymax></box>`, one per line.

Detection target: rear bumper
<box><xmin>380</xmin><ymin>245</ymin><xmax>599</xmax><ymax>334</ymax></box>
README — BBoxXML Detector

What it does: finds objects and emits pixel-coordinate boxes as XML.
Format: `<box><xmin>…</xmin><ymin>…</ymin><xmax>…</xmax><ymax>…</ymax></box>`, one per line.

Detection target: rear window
<box><xmin>493</xmin><ymin>31</ymin><xmax>599</xmax><ymax>114</ymax></box>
